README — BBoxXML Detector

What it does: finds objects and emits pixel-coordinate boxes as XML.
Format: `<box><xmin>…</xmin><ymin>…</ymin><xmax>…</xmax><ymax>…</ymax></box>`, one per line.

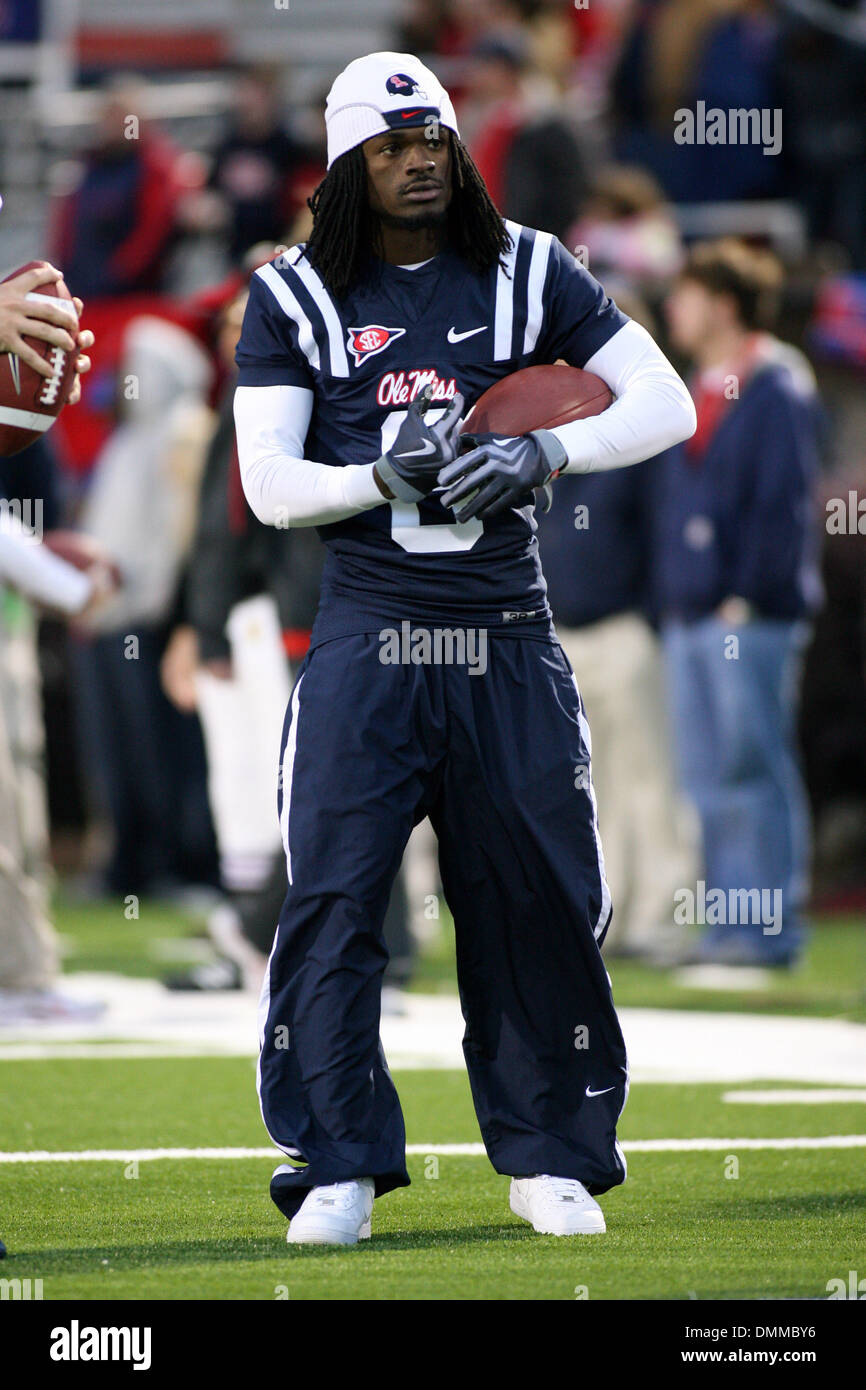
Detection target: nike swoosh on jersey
<box><xmin>585</xmin><ymin>1085</ymin><xmax>616</xmax><ymax>1098</ymax></box>
<box><xmin>447</xmin><ymin>325</ymin><xmax>487</xmax><ymax>343</ymax></box>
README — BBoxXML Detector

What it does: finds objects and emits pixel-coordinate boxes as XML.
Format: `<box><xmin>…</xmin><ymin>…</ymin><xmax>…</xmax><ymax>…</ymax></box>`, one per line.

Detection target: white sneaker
<box><xmin>510</xmin><ymin>1174</ymin><xmax>606</xmax><ymax>1235</ymax></box>
<box><xmin>287</xmin><ymin>1177</ymin><xmax>375</xmax><ymax>1246</ymax></box>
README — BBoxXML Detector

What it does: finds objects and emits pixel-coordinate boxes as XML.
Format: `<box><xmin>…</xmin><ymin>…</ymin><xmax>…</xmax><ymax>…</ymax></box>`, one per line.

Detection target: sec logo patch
<box><xmin>347</xmin><ymin>324</ymin><xmax>406</xmax><ymax>367</ymax></box>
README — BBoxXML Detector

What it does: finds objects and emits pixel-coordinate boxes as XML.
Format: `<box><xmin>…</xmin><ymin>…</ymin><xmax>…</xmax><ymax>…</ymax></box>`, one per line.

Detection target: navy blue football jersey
<box><xmin>235</xmin><ymin>220</ymin><xmax>627</xmax><ymax>640</ymax></box>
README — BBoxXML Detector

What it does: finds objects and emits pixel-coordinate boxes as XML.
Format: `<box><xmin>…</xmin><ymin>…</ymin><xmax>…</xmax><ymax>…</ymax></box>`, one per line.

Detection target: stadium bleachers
<box><xmin>0</xmin><ymin>0</ymin><xmax>401</xmax><ymax>265</ymax></box>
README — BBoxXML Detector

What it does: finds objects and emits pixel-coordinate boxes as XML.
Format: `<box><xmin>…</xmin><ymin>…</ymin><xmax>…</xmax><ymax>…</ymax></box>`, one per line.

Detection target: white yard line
<box><xmin>619</xmin><ymin>1136</ymin><xmax>866</xmax><ymax>1151</ymax></box>
<box><xmin>0</xmin><ymin>1042</ymin><xmax>252</xmax><ymax>1061</ymax></box>
<box><xmin>1</xmin><ymin>1136</ymin><xmax>864</xmax><ymax>1164</ymax></box>
<box><xmin>723</xmin><ymin>1088</ymin><xmax>866</xmax><ymax>1105</ymax></box>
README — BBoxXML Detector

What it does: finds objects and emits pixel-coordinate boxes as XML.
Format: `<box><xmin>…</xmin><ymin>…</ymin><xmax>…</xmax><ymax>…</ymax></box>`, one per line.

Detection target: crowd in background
<box><xmin>2</xmin><ymin>0</ymin><xmax>866</xmax><ymax>1014</ymax></box>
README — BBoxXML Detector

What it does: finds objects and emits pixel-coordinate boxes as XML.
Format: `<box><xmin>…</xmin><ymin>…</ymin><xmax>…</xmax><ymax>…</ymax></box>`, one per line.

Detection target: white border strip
<box><xmin>0</xmin><ymin>404</ymin><xmax>53</xmax><ymax>431</ymax></box>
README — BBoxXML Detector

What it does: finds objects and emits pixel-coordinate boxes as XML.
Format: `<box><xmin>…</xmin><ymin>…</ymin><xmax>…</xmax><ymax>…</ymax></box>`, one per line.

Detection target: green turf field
<box><xmin>0</xmin><ymin>895</ymin><xmax>862</xmax><ymax>1301</ymax></box>
<box><xmin>2</xmin><ymin>1060</ymin><xmax>864</xmax><ymax>1300</ymax></box>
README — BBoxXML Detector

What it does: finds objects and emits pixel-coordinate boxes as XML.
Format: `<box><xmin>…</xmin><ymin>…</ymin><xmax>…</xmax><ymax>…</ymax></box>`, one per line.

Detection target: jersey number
<box><xmin>380</xmin><ymin>409</ymin><xmax>483</xmax><ymax>554</ymax></box>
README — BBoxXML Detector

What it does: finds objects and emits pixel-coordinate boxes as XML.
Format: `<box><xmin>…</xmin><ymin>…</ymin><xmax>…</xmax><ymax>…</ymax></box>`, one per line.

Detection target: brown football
<box><xmin>0</xmin><ymin>261</ymin><xmax>79</xmax><ymax>457</ymax></box>
<box><xmin>461</xmin><ymin>363</ymin><xmax>613</xmax><ymax>437</ymax></box>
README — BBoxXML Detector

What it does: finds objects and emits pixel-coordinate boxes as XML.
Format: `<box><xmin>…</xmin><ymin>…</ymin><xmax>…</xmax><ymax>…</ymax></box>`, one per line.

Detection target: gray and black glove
<box><xmin>374</xmin><ymin>385</ymin><xmax>465</xmax><ymax>502</ymax></box>
<box><xmin>437</xmin><ymin>428</ymin><xmax>568</xmax><ymax>522</ymax></box>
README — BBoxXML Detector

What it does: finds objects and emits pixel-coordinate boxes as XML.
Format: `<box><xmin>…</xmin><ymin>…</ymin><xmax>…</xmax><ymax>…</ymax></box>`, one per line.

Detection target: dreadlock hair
<box><xmin>303</xmin><ymin>132</ymin><xmax>512</xmax><ymax>300</ymax></box>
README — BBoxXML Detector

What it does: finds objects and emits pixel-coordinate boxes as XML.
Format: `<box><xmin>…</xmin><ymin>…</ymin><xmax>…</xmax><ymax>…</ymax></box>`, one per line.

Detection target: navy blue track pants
<box><xmin>258</xmin><ymin>631</ymin><xmax>629</xmax><ymax>1218</ymax></box>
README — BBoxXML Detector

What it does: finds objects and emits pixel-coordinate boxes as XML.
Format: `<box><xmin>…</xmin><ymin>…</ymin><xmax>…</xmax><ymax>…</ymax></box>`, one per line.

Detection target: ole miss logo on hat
<box><xmin>386</xmin><ymin>72</ymin><xmax>425</xmax><ymax>97</ymax></box>
<box><xmin>347</xmin><ymin>324</ymin><xmax>407</xmax><ymax>367</ymax></box>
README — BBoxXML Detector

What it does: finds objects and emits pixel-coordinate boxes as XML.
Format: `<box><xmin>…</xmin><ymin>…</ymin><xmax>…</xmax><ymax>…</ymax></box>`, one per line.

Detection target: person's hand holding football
<box><xmin>0</xmin><ymin>264</ymin><xmax>93</xmax><ymax>405</ymax></box>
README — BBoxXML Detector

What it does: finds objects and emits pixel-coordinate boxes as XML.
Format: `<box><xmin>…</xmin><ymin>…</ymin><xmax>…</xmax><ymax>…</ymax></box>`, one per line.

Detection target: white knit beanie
<box><xmin>325</xmin><ymin>51</ymin><xmax>459</xmax><ymax>169</ymax></box>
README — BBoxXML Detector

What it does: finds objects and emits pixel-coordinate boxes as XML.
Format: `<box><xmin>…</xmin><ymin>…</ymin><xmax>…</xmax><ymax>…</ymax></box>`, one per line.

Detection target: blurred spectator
<box><xmin>0</xmin><ymin>439</ymin><xmax>61</xmax><ymax>536</ymax></box>
<box><xmin>537</xmin><ymin>420</ymin><xmax>697</xmax><ymax>958</ymax></box>
<box><xmin>0</xmin><ymin>482</ymin><xmax>116</xmax><ymax>1025</ymax></box>
<box><xmin>183</xmin><ymin>292</ymin><xmax>323</xmax><ymax>679</ymax></box>
<box><xmin>462</xmin><ymin>30</ymin><xmax>587</xmax><ymax>240</ymax></box>
<box><xmin>799</xmin><ymin>465</ymin><xmax>866</xmax><ymax>901</ymax></box>
<box><xmin>48</xmin><ymin>78</ymin><xmax>198</xmax><ymax>479</ymax></box>
<box><xmin>161</xmin><ymin>289</ymin><xmax>311</xmax><ymax>990</ymax></box>
<box><xmin>395</xmin><ymin>0</ymin><xmax>467</xmax><ymax>56</ymax></box>
<box><xmin>203</xmin><ymin>68</ymin><xmax>309</xmax><ymax>266</ymax></box>
<box><xmin>51</xmin><ymin>77</ymin><xmax>187</xmax><ymax>299</ymax></box>
<box><xmin>808</xmin><ymin>273</ymin><xmax>866</xmax><ymax>373</ymax></box>
<box><xmin>798</xmin><ymin>277</ymin><xmax>866</xmax><ymax>899</ymax></box>
<box><xmin>160</xmin><ymin>288</ymin><xmax>415</xmax><ymax>998</ymax></box>
<box><xmin>0</xmin><ymin>441</ymin><xmax>85</xmax><ymax>868</ymax></box>
<box><xmin>777</xmin><ymin>0</ymin><xmax>866</xmax><ymax>268</ymax></box>
<box><xmin>448</xmin><ymin>0</ymin><xmax>529</xmax><ymax>50</ymax></box>
<box><xmin>566</xmin><ymin>165</ymin><xmax>683</xmax><ymax>299</ymax></box>
<box><xmin>611</xmin><ymin>0</ymin><xmax>782</xmax><ymax>203</ymax></box>
<box><xmin>72</xmin><ymin>316</ymin><xmax>217</xmax><ymax>896</ymax></box>
<box><xmin>0</xmin><ymin>266</ymin><xmax>105</xmax><ymax>1022</ymax></box>
<box><xmin>653</xmin><ymin>238</ymin><xmax>823</xmax><ymax>967</ymax></box>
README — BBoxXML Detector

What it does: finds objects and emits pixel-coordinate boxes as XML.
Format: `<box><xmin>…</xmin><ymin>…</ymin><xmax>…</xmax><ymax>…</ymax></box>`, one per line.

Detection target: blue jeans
<box><xmin>663</xmin><ymin>617</ymin><xmax>811</xmax><ymax>964</ymax></box>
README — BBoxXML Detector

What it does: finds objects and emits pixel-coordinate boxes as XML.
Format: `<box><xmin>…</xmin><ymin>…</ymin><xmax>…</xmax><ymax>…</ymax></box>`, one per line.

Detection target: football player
<box><xmin>234</xmin><ymin>52</ymin><xmax>696</xmax><ymax>1244</ymax></box>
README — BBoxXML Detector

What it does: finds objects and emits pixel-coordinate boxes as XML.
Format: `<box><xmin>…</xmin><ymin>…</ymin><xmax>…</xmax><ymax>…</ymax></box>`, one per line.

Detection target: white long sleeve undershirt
<box><xmin>233</xmin><ymin>319</ymin><xmax>696</xmax><ymax>529</ymax></box>
<box><xmin>233</xmin><ymin>384</ymin><xmax>382</xmax><ymax>528</ymax></box>
<box><xmin>0</xmin><ymin>520</ymin><xmax>93</xmax><ymax>613</ymax></box>
<box><xmin>552</xmin><ymin>319</ymin><xmax>697</xmax><ymax>473</ymax></box>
